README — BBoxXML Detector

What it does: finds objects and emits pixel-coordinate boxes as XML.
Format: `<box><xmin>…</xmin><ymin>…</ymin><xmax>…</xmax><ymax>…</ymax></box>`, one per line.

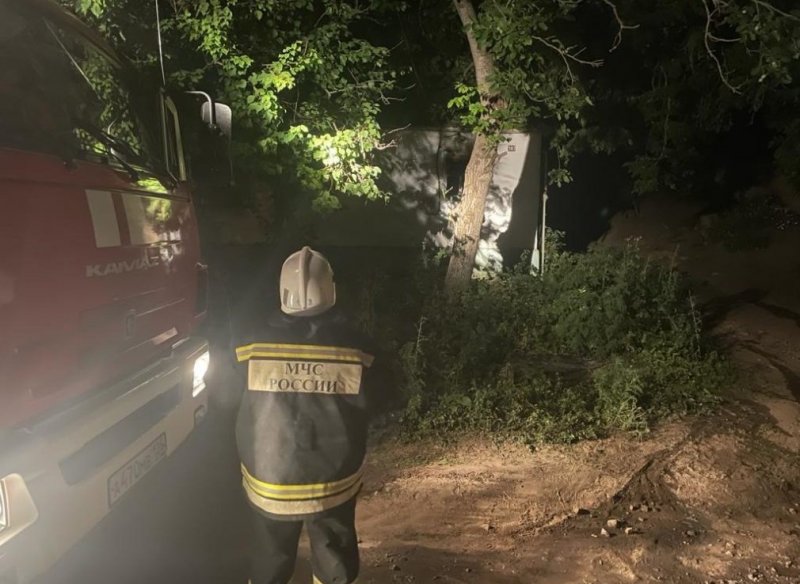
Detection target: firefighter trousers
<box><xmin>250</xmin><ymin>497</ymin><xmax>359</xmax><ymax>584</ymax></box>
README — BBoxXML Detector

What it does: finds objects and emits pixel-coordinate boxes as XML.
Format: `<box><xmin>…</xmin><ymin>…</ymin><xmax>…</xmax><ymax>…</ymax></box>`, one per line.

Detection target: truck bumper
<box><xmin>0</xmin><ymin>337</ymin><xmax>210</xmax><ymax>584</ymax></box>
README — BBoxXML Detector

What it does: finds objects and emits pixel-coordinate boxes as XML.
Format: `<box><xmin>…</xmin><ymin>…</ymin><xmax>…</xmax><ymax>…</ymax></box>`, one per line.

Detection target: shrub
<box><xmin>398</xmin><ymin>239</ymin><xmax>730</xmax><ymax>446</ymax></box>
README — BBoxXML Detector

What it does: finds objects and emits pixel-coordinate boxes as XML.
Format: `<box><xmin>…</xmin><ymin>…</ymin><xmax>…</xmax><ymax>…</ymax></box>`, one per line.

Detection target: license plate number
<box><xmin>108</xmin><ymin>433</ymin><xmax>167</xmax><ymax>506</ymax></box>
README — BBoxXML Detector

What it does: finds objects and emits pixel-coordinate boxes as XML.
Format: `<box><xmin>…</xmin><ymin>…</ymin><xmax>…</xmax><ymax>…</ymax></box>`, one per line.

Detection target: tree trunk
<box><xmin>445</xmin><ymin>0</ymin><xmax>502</xmax><ymax>294</ymax></box>
<box><xmin>444</xmin><ymin>134</ymin><xmax>497</xmax><ymax>290</ymax></box>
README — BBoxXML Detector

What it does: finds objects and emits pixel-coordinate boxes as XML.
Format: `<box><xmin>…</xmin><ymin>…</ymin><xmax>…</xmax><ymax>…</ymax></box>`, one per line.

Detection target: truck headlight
<box><xmin>0</xmin><ymin>474</ymin><xmax>38</xmax><ymax>546</ymax></box>
<box><xmin>192</xmin><ymin>350</ymin><xmax>210</xmax><ymax>397</ymax></box>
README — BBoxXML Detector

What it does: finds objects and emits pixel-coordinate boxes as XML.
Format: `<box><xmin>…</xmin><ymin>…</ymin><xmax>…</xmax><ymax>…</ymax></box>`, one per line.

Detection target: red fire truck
<box><xmin>0</xmin><ymin>1</ymin><xmax>228</xmax><ymax>581</ymax></box>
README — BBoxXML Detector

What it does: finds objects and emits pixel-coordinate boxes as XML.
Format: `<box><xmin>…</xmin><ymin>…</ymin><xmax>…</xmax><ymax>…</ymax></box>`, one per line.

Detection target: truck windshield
<box><xmin>0</xmin><ymin>2</ymin><xmax>156</xmax><ymax>169</ymax></box>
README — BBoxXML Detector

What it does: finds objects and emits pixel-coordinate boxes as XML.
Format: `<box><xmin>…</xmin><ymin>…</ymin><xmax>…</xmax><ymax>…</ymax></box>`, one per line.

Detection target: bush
<box><xmin>398</xmin><ymin>239</ymin><xmax>730</xmax><ymax>446</ymax></box>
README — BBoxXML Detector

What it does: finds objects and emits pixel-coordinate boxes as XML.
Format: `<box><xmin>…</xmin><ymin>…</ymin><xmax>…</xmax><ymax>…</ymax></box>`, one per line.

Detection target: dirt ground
<box><xmin>328</xmin><ymin>197</ymin><xmax>800</xmax><ymax>584</ymax></box>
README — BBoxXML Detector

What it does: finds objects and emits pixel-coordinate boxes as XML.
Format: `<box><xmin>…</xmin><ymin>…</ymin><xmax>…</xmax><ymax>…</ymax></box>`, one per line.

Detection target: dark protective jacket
<box><xmin>234</xmin><ymin>309</ymin><xmax>375</xmax><ymax>519</ymax></box>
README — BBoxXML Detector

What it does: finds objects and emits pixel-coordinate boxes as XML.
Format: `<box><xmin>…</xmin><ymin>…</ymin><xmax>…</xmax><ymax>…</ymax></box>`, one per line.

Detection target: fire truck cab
<box><xmin>0</xmin><ymin>1</ymin><xmax>227</xmax><ymax>581</ymax></box>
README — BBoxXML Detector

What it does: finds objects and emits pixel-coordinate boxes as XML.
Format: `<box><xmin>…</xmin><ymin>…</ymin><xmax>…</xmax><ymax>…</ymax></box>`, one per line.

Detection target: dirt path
<box><xmin>337</xmin><ymin>198</ymin><xmax>800</xmax><ymax>584</ymax></box>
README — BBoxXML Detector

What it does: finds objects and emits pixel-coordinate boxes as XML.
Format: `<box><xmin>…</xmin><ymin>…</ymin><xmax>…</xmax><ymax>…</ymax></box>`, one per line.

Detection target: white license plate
<box><xmin>108</xmin><ymin>433</ymin><xmax>167</xmax><ymax>506</ymax></box>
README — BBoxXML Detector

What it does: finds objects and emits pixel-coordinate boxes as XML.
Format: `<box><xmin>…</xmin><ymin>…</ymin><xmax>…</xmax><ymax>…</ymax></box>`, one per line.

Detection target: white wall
<box><xmin>315</xmin><ymin>127</ymin><xmax>545</xmax><ymax>273</ymax></box>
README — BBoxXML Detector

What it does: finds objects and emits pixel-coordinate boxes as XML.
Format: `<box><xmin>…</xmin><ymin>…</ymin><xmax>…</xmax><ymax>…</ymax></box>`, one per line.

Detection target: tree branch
<box><xmin>452</xmin><ymin>0</ymin><xmax>496</xmax><ymax>93</ymax></box>
<box><xmin>600</xmin><ymin>0</ymin><xmax>639</xmax><ymax>52</ymax></box>
<box><xmin>752</xmin><ymin>0</ymin><xmax>800</xmax><ymax>22</ymax></box>
<box><xmin>382</xmin><ymin>124</ymin><xmax>411</xmax><ymax>138</ymax></box>
<box><xmin>532</xmin><ymin>35</ymin><xmax>603</xmax><ymax>82</ymax></box>
<box><xmin>708</xmin><ymin>33</ymin><xmax>742</xmax><ymax>42</ymax></box>
<box><xmin>701</xmin><ymin>0</ymin><xmax>742</xmax><ymax>94</ymax></box>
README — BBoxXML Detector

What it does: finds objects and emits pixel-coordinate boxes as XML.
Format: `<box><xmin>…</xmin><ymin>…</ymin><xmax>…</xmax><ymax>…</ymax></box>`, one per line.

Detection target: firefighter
<box><xmin>235</xmin><ymin>246</ymin><xmax>375</xmax><ymax>584</ymax></box>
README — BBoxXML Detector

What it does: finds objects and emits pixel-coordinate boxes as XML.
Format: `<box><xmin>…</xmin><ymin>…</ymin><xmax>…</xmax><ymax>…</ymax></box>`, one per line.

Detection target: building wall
<box><xmin>314</xmin><ymin>127</ymin><xmax>545</xmax><ymax>271</ymax></box>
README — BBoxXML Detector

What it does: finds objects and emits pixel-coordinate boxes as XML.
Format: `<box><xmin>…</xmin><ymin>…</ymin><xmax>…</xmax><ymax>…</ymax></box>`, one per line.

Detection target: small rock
<box><xmin>391</xmin><ymin>564</ymin><xmax>401</xmax><ymax>572</ymax></box>
<box><xmin>641</xmin><ymin>504</ymin><xmax>651</xmax><ymax>512</ymax></box>
<box><xmin>786</xmin><ymin>560</ymin><xmax>794</xmax><ymax>568</ymax></box>
<box><xmin>607</xmin><ymin>518</ymin><xmax>622</xmax><ymax>529</ymax></box>
<box><xmin>629</xmin><ymin>503</ymin><xmax>640</xmax><ymax>512</ymax></box>
<box><xmin>481</xmin><ymin>523</ymin><xmax>494</xmax><ymax>532</ymax></box>
<box><xmin>789</xmin><ymin>507</ymin><xmax>798</xmax><ymax>515</ymax></box>
<box><xmin>600</xmin><ymin>528</ymin><xmax>611</xmax><ymax>537</ymax></box>
<box><xmin>624</xmin><ymin>527</ymin><xmax>639</xmax><ymax>535</ymax></box>
<box><xmin>637</xmin><ymin>517</ymin><xmax>645</xmax><ymax>523</ymax></box>
<box><xmin>685</xmin><ymin>530</ymin><xmax>697</xmax><ymax>538</ymax></box>
<box><xmin>574</xmin><ymin>507</ymin><xmax>590</xmax><ymax>516</ymax></box>
<box><xmin>465</xmin><ymin>568</ymin><xmax>472</xmax><ymax>573</ymax></box>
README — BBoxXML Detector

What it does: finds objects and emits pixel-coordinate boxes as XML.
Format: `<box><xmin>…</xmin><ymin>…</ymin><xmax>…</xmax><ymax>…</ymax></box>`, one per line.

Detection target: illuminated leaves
<box><xmin>72</xmin><ymin>0</ymin><xmax>397</xmax><ymax>209</ymax></box>
<box><xmin>77</xmin><ymin>0</ymin><xmax>106</xmax><ymax>18</ymax></box>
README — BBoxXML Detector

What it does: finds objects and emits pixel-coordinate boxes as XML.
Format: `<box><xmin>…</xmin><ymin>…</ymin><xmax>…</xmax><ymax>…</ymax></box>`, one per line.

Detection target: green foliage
<box><xmin>439</xmin><ymin>0</ymin><xmax>800</xmax><ymax>194</ymax></box>
<box><xmin>444</xmin><ymin>1</ymin><xmax>618</xmax><ymax>185</ymax></box>
<box><xmin>399</xmin><ymin>240</ymin><xmax>730</xmax><ymax>446</ymax></box>
<box><xmin>173</xmin><ymin>0</ymin><xmax>399</xmax><ymax>208</ymax></box>
<box><xmin>70</xmin><ymin>0</ymin><xmax>400</xmax><ymax>209</ymax></box>
<box><xmin>611</xmin><ymin>0</ymin><xmax>800</xmax><ymax>194</ymax></box>
<box><xmin>67</xmin><ymin>0</ymin><xmax>800</xmax><ymax>217</ymax></box>
<box><xmin>77</xmin><ymin>0</ymin><xmax>105</xmax><ymax>18</ymax></box>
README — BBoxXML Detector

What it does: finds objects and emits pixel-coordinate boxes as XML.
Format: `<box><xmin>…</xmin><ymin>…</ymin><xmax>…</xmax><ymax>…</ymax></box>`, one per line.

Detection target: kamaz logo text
<box><xmin>86</xmin><ymin>257</ymin><xmax>159</xmax><ymax>278</ymax></box>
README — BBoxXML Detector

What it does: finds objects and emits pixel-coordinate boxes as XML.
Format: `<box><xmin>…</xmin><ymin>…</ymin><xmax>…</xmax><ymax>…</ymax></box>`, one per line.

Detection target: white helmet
<box><xmin>279</xmin><ymin>246</ymin><xmax>336</xmax><ymax>316</ymax></box>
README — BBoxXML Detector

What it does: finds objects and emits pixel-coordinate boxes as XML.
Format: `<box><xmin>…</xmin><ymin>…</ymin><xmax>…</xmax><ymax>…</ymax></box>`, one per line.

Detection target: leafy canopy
<box><xmin>69</xmin><ymin>0</ymin><xmax>800</xmax><ymax>207</ymax></box>
<box><xmin>71</xmin><ymin>0</ymin><xmax>404</xmax><ymax>209</ymax></box>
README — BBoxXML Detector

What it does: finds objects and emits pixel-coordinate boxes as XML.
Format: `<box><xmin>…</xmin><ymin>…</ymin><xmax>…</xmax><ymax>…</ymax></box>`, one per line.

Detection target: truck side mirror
<box><xmin>185</xmin><ymin>91</ymin><xmax>233</xmax><ymax>139</ymax></box>
<box><xmin>182</xmin><ymin>91</ymin><xmax>234</xmax><ymax>190</ymax></box>
<box><xmin>201</xmin><ymin>102</ymin><xmax>232</xmax><ymax>140</ymax></box>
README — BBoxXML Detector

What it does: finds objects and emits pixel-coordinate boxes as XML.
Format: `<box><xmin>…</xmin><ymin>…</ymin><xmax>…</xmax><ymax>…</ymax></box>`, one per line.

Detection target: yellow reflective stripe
<box><xmin>237</xmin><ymin>342</ymin><xmax>366</xmax><ymax>356</ymax></box>
<box><xmin>242</xmin><ymin>464</ymin><xmax>362</xmax><ymax>491</ymax></box>
<box><xmin>243</xmin><ymin>471</ymin><xmax>362</xmax><ymax>501</ymax></box>
<box><xmin>240</xmin><ymin>351</ymin><xmax>363</xmax><ymax>363</ymax></box>
<box><xmin>256</xmin><ymin>342</ymin><xmax>361</xmax><ymax>352</ymax></box>
<box><xmin>242</xmin><ymin>464</ymin><xmax>363</xmax><ymax>498</ymax></box>
<box><xmin>243</xmin><ymin>477</ymin><xmax>360</xmax><ymax>516</ymax></box>
<box><xmin>244</xmin><ymin>476</ymin><xmax>362</xmax><ymax>501</ymax></box>
<box><xmin>236</xmin><ymin>343</ymin><xmax>374</xmax><ymax>367</ymax></box>
<box><xmin>236</xmin><ymin>348</ymin><xmax>372</xmax><ymax>367</ymax></box>
<box><xmin>236</xmin><ymin>346</ymin><xmax>364</xmax><ymax>360</ymax></box>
